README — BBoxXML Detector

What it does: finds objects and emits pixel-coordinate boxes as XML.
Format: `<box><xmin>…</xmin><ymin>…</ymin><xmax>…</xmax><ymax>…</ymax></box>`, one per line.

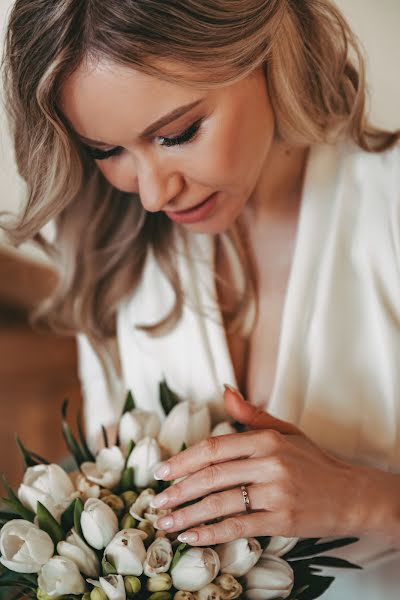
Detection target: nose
<box><xmin>136</xmin><ymin>155</ymin><xmax>184</xmax><ymax>213</ymax></box>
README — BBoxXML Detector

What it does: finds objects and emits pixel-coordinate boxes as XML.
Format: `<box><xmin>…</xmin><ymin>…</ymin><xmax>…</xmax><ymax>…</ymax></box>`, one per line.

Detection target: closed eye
<box><xmin>83</xmin><ymin>118</ymin><xmax>203</xmax><ymax>161</ymax></box>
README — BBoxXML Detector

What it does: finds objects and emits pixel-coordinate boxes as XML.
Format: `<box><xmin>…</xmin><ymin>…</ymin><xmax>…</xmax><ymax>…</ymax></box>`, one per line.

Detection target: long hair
<box><xmin>2</xmin><ymin>0</ymin><xmax>399</xmax><ymax>378</ymax></box>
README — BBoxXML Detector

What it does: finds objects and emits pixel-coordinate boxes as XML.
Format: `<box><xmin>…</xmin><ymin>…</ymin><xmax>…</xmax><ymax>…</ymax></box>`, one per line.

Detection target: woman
<box><xmin>2</xmin><ymin>1</ymin><xmax>400</xmax><ymax>598</ymax></box>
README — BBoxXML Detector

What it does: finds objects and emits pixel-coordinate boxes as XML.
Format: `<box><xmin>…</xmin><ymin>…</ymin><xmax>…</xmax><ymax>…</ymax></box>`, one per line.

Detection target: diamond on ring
<box><xmin>240</xmin><ymin>484</ymin><xmax>251</xmax><ymax>513</ymax></box>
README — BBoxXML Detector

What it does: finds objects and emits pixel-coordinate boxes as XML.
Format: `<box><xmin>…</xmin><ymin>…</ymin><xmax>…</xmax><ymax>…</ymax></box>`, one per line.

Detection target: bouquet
<box><xmin>0</xmin><ymin>381</ymin><xmax>362</xmax><ymax>600</ymax></box>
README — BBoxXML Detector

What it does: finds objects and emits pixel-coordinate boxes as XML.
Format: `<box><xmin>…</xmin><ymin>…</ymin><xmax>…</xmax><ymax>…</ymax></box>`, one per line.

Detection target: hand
<box><xmin>151</xmin><ymin>386</ymin><xmax>366</xmax><ymax>546</ymax></box>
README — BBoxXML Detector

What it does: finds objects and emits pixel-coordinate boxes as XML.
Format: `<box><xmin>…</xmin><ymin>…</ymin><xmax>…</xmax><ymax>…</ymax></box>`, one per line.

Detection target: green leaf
<box><xmin>37</xmin><ymin>501</ymin><xmax>64</xmax><ymax>546</ymax></box>
<box><xmin>120</xmin><ymin>467</ymin><xmax>134</xmax><ymax>492</ymax></box>
<box><xmin>74</xmin><ymin>497</ymin><xmax>84</xmax><ymax>538</ymax></box>
<box><xmin>61</xmin><ymin>498</ymin><xmax>77</xmax><ymax>534</ymax></box>
<box><xmin>15</xmin><ymin>437</ymin><xmax>47</xmax><ymax>469</ymax></box>
<box><xmin>101</xmin><ymin>426</ymin><xmax>109</xmax><ymax>449</ymax></box>
<box><xmin>1</xmin><ymin>497</ymin><xmax>35</xmax><ymax>522</ymax></box>
<box><xmin>122</xmin><ymin>390</ymin><xmax>136</xmax><ymax>414</ymax></box>
<box><xmin>77</xmin><ymin>410</ymin><xmax>95</xmax><ymax>462</ymax></box>
<box><xmin>0</xmin><ymin>510</ymin><xmax>20</xmax><ymax>522</ymax></box>
<box><xmin>285</xmin><ymin>537</ymin><xmax>358</xmax><ymax>559</ymax></box>
<box><xmin>295</xmin><ymin>575</ymin><xmax>335</xmax><ymax>600</ymax></box>
<box><xmin>171</xmin><ymin>542</ymin><xmax>189</xmax><ymax>570</ymax></box>
<box><xmin>124</xmin><ymin>440</ymin><xmax>135</xmax><ymax>468</ymax></box>
<box><xmin>61</xmin><ymin>400</ymin><xmax>86</xmax><ymax>467</ymax></box>
<box><xmin>180</xmin><ymin>442</ymin><xmax>187</xmax><ymax>452</ymax></box>
<box><xmin>309</xmin><ymin>556</ymin><xmax>362</xmax><ymax>570</ymax></box>
<box><xmin>159</xmin><ymin>379</ymin><xmax>179</xmax><ymax>416</ymax></box>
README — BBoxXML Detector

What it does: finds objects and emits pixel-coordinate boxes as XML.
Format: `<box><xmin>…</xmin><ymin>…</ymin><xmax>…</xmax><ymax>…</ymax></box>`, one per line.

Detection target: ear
<box><xmin>223</xmin><ymin>385</ymin><xmax>301</xmax><ymax>435</ymax></box>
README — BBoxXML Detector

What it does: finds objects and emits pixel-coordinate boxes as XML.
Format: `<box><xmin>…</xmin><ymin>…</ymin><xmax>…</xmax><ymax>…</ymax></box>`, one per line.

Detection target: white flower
<box><xmin>215</xmin><ymin>574</ymin><xmax>243</xmax><ymax>599</ymax></box>
<box><xmin>57</xmin><ymin>528</ymin><xmax>100</xmax><ymax>577</ymax></box>
<box><xmin>263</xmin><ymin>536</ymin><xmax>299</xmax><ymax>557</ymax></box>
<box><xmin>216</xmin><ymin>538</ymin><xmax>262</xmax><ymax>577</ymax></box>
<box><xmin>194</xmin><ymin>583</ymin><xmax>224</xmax><ymax>599</ymax></box>
<box><xmin>244</xmin><ymin>555</ymin><xmax>294</xmax><ymax>600</ymax></box>
<box><xmin>0</xmin><ymin>520</ymin><xmax>54</xmax><ymax>573</ymax></box>
<box><xmin>171</xmin><ymin>547</ymin><xmax>220</xmax><ymax>592</ymax></box>
<box><xmin>127</xmin><ymin>437</ymin><xmax>162</xmax><ymax>488</ymax></box>
<box><xmin>144</xmin><ymin>537</ymin><xmax>173</xmax><ymax>577</ymax></box>
<box><xmin>70</xmin><ymin>472</ymin><xmax>100</xmax><ymax>500</ymax></box>
<box><xmin>158</xmin><ymin>401</ymin><xmax>211</xmax><ymax>456</ymax></box>
<box><xmin>211</xmin><ymin>422</ymin><xmax>236</xmax><ymax>437</ymax></box>
<box><xmin>80</xmin><ymin>498</ymin><xmax>119</xmax><ymax>550</ymax></box>
<box><xmin>130</xmin><ymin>489</ymin><xmax>171</xmax><ymax>528</ymax></box>
<box><xmin>119</xmin><ymin>409</ymin><xmax>161</xmax><ymax>451</ymax></box>
<box><xmin>18</xmin><ymin>464</ymin><xmax>77</xmax><ymax>520</ymax></box>
<box><xmin>38</xmin><ymin>556</ymin><xmax>86</xmax><ymax>597</ymax></box>
<box><xmin>100</xmin><ymin>575</ymin><xmax>126</xmax><ymax>600</ymax></box>
<box><xmin>81</xmin><ymin>446</ymin><xmax>125</xmax><ymax>489</ymax></box>
<box><xmin>104</xmin><ymin>529</ymin><xmax>147</xmax><ymax>576</ymax></box>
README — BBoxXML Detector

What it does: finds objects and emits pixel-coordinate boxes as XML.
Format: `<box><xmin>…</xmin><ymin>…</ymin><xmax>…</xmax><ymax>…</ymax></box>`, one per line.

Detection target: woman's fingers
<box><xmin>153</xmin><ymin>429</ymin><xmax>288</xmax><ymax>482</ymax></box>
<box><xmin>155</xmin><ymin>483</ymin><xmax>267</xmax><ymax>533</ymax></box>
<box><xmin>152</xmin><ymin>457</ymin><xmax>275</xmax><ymax>510</ymax></box>
<box><xmin>223</xmin><ymin>386</ymin><xmax>302</xmax><ymax>435</ymax></box>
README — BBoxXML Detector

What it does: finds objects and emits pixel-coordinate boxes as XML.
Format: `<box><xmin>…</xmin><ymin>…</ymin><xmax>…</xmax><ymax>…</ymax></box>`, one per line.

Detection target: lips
<box><xmin>164</xmin><ymin>192</ymin><xmax>218</xmax><ymax>225</ymax></box>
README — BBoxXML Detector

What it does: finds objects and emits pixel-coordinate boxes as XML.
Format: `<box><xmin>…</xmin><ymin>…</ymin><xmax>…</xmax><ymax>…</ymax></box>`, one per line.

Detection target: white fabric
<box><xmin>77</xmin><ymin>141</ymin><xmax>400</xmax><ymax>599</ymax></box>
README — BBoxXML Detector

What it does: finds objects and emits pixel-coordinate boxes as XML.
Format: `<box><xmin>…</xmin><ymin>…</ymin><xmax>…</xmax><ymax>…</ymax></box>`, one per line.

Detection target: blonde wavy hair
<box><xmin>2</xmin><ymin>0</ymin><xmax>399</xmax><ymax>377</ymax></box>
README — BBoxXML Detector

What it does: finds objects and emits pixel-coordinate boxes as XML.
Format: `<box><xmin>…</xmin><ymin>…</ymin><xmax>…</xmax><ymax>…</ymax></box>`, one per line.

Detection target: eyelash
<box><xmin>84</xmin><ymin>119</ymin><xmax>203</xmax><ymax>161</ymax></box>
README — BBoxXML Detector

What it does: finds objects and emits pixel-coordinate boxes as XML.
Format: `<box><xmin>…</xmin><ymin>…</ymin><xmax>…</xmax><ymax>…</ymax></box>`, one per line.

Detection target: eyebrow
<box><xmin>78</xmin><ymin>98</ymin><xmax>205</xmax><ymax>147</ymax></box>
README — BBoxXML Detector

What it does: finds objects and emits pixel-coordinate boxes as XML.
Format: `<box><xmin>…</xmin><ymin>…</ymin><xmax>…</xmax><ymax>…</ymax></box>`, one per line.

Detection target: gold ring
<box><xmin>240</xmin><ymin>485</ymin><xmax>251</xmax><ymax>513</ymax></box>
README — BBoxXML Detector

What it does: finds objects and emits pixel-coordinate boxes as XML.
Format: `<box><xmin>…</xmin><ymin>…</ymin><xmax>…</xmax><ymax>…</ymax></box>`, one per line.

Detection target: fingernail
<box><xmin>177</xmin><ymin>531</ymin><xmax>199</xmax><ymax>544</ymax></box>
<box><xmin>223</xmin><ymin>383</ymin><xmax>243</xmax><ymax>398</ymax></box>
<box><xmin>153</xmin><ymin>462</ymin><xmax>170</xmax><ymax>480</ymax></box>
<box><xmin>150</xmin><ymin>494</ymin><xmax>169</xmax><ymax>508</ymax></box>
<box><xmin>157</xmin><ymin>516</ymin><xmax>174</xmax><ymax>530</ymax></box>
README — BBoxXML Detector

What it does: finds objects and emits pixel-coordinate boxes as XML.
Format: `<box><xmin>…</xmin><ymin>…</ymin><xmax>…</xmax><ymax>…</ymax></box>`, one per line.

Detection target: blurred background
<box><xmin>0</xmin><ymin>0</ymin><xmax>399</xmax><ymax>487</ymax></box>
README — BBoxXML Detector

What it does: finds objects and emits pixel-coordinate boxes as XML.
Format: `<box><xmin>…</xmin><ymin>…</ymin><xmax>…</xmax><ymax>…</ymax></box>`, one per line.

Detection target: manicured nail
<box><xmin>157</xmin><ymin>516</ymin><xmax>174</xmax><ymax>530</ymax></box>
<box><xmin>150</xmin><ymin>494</ymin><xmax>169</xmax><ymax>508</ymax></box>
<box><xmin>177</xmin><ymin>531</ymin><xmax>199</xmax><ymax>544</ymax></box>
<box><xmin>153</xmin><ymin>462</ymin><xmax>170</xmax><ymax>480</ymax></box>
<box><xmin>223</xmin><ymin>384</ymin><xmax>244</xmax><ymax>399</ymax></box>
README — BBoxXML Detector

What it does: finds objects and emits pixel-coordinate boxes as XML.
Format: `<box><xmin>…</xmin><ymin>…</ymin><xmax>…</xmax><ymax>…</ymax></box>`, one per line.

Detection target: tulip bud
<box><xmin>81</xmin><ymin>498</ymin><xmax>119</xmax><ymax>550</ymax></box>
<box><xmin>104</xmin><ymin>529</ymin><xmax>147</xmax><ymax>576</ymax></box>
<box><xmin>124</xmin><ymin>576</ymin><xmax>141</xmax><ymax>597</ymax></box>
<box><xmin>81</xmin><ymin>447</ymin><xmax>125</xmax><ymax>490</ymax></box>
<box><xmin>215</xmin><ymin>574</ymin><xmax>242</xmax><ymax>599</ymax></box>
<box><xmin>119</xmin><ymin>409</ymin><xmax>161</xmax><ymax>451</ymax></box>
<box><xmin>91</xmin><ymin>589</ymin><xmax>108</xmax><ymax>600</ymax></box>
<box><xmin>216</xmin><ymin>538</ymin><xmax>262</xmax><ymax>577</ymax></box>
<box><xmin>158</xmin><ymin>402</ymin><xmax>211</xmax><ymax>456</ymax></box>
<box><xmin>147</xmin><ymin>574</ymin><xmax>172</xmax><ymax>592</ymax></box>
<box><xmin>101</xmin><ymin>494</ymin><xmax>125</xmax><ymax>517</ymax></box>
<box><xmin>18</xmin><ymin>464</ymin><xmax>77</xmax><ymax>520</ymax></box>
<box><xmin>148</xmin><ymin>593</ymin><xmax>172</xmax><ymax>600</ymax></box>
<box><xmin>171</xmin><ymin>548</ymin><xmax>220</xmax><ymax>592</ymax></box>
<box><xmin>245</xmin><ymin>555</ymin><xmax>294</xmax><ymax>600</ymax></box>
<box><xmin>99</xmin><ymin>574</ymin><xmax>126</xmax><ymax>600</ymax></box>
<box><xmin>38</xmin><ymin>557</ymin><xmax>86</xmax><ymax>597</ymax></box>
<box><xmin>194</xmin><ymin>583</ymin><xmax>225</xmax><ymax>599</ymax></box>
<box><xmin>121</xmin><ymin>514</ymin><xmax>137</xmax><ymax>529</ymax></box>
<box><xmin>57</xmin><ymin>528</ymin><xmax>100</xmax><ymax>577</ymax></box>
<box><xmin>174</xmin><ymin>593</ymin><xmax>195</xmax><ymax>600</ymax></box>
<box><xmin>121</xmin><ymin>491</ymin><xmax>138</xmax><ymax>509</ymax></box>
<box><xmin>127</xmin><ymin>438</ymin><xmax>162</xmax><ymax>488</ymax></box>
<box><xmin>0</xmin><ymin>520</ymin><xmax>54</xmax><ymax>573</ymax></box>
<box><xmin>263</xmin><ymin>536</ymin><xmax>299</xmax><ymax>557</ymax></box>
<box><xmin>144</xmin><ymin>537</ymin><xmax>173</xmax><ymax>577</ymax></box>
<box><xmin>100</xmin><ymin>489</ymin><xmax>113</xmax><ymax>498</ymax></box>
<box><xmin>138</xmin><ymin>519</ymin><xmax>155</xmax><ymax>545</ymax></box>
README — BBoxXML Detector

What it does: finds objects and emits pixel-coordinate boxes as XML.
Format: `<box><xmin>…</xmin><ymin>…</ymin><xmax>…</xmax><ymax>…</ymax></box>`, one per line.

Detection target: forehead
<box><xmin>59</xmin><ymin>59</ymin><xmax>205</xmax><ymax>145</ymax></box>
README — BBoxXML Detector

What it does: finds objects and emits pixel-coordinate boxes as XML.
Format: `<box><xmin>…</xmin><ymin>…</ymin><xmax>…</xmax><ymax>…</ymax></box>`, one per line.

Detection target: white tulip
<box><xmin>104</xmin><ymin>529</ymin><xmax>147</xmax><ymax>576</ymax></box>
<box><xmin>263</xmin><ymin>536</ymin><xmax>299</xmax><ymax>557</ymax></box>
<box><xmin>100</xmin><ymin>574</ymin><xmax>126</xmax><ymax>600</ymax></box>
<box><xmin>70</xmin><ymin>472</ymin><xmax>101</xmax><ymax>500</ymax></box>
<box><xmin>216</xmin><ymin>538</ymin><xmax>262</xmax><ymax>577</ymax></box>
<box><xmin>18</xmin><ymin>464</ymin><xmax>77</xmax><ymax>520</ymax></box>
<box><xmin>119</xmin><ymin>409</ymin><xmax>161</xmax><ymax>451</ymax></box>
<box><xmin>38</xmin><ymin>556</ymin><xmax>86</xmax><ymax>597</ymax></box>
<box><xmin>0</xmin><ymin>520</ymin><xmax>54</xmax><ymax>573</ymax></box>
<box><xmin>129</xmin><ymin>488</ymin><xmax>171</xmax><ymax>528</ymax></box>
<box><xmin>244</xmin><ymin>555</ymin><xmax>294</xmax><ymax>600</ymax></box>
<box><xmin>211</xmin><ymin>422</ymin><xmax>236</xmax><ymax>437</ymax></box>
<box><xmin>171</xmin><ymin>547</ymin><xmax>220</xmax><ymax>592</ymax></box>
<box><xmin>127</xmin><ymin>437</ymin><xmax>162</xmax><ymax>488</ymax></box>
<box><xmin>81</xmin><ymin>498</ymin><xmax>119</xmax><ymax>550</ymax></box>
<box><xmin>215</xmin><ymin>574</ymin><xmax>243</xmax><ymax>599</ymax></box>
<box><xmin>158</xmin><ymin>401</ymin><xmax>211</xmax><ymax>456</ymax></box>
<box><xmin>57</xmin><ymin>528</ymin><xmax>100</xmax><ymax>577</ymax></box>
<box><xmin>144</xmin><ymin>537</ymin><xmax>173</xmax><ymax>577</ymax></box>
<box><xmin>81</xmin><ymin>446</ymin><xmax>125</xmax><ymax>489</ymax></box>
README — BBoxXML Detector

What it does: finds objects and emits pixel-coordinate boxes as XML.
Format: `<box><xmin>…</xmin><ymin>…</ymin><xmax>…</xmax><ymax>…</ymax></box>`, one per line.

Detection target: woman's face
<box><xmin>60</xmin><ymin>60</ymin><xmax>276</xmax><ymax>234</ymax></box>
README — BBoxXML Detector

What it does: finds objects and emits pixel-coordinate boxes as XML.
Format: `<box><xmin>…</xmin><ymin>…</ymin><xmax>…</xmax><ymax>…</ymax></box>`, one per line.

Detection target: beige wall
<box><xmin>0</xmin><ymin>0</ymin><xmax>399</xmax><ymax>261</ymax></box>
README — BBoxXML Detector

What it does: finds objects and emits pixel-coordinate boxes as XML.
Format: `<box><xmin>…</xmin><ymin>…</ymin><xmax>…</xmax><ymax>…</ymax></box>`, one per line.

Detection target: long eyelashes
<box><xmin>84</xmin><ymin>118</ymin><xmax>203</xmax><ymax>161</ymax></box>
